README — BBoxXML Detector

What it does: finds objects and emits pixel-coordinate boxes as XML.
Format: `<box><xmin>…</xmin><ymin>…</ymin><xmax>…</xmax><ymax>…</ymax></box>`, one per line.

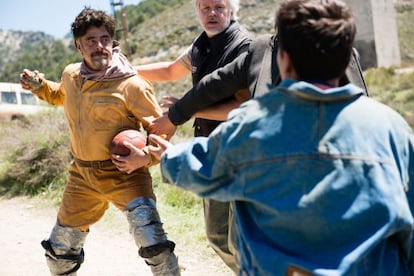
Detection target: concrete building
<box><xmin>345</xmin><ymin>0</ymin><xmax>401</xmax><ymax>69</ymax></box>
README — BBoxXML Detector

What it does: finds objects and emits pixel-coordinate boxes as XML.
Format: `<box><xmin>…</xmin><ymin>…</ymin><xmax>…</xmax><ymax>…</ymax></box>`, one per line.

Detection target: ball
<box><xmin>110</xmin><ymin>129</ymin><xmax>147</xmax><ymax>156</ymax></box>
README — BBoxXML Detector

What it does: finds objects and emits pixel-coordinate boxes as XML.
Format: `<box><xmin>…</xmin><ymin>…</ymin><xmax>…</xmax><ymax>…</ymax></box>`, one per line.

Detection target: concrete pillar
<box><xmin>345</xmin><ymin>0</ymin><xmax>401</xmax><ymax>69</ymax></box>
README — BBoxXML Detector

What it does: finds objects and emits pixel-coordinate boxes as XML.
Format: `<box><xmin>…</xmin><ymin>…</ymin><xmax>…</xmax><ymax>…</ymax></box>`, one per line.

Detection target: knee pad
<box><xmin>139</xmin><ymin>240</ymin><xmax>175</xmax><ymax>258</ymax></box>
<box><xmin>42</xmin><ymin>222</ymin><xmax>88</xmax><ymax>275</ymax></box>
<box><xmin>145</xmin><ymin>246</ymin><xmax>181</xmax><ymax>275</ymax></box>
<box><xmin>125</xmin><ymin>198</ymin><xmax>180</xmax><ymax>274</ymax></box>
<box><xmin>125</xmin><ymin>197</ymin><xmax>169</xmax><ymax>248</ymax></box>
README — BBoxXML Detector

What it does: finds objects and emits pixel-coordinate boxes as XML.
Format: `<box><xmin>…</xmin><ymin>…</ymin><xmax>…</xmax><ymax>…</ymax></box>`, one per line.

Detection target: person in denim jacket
<box><xmin>124</xmin><ymin>0</ymin><xmax>414</xmax><ymax>275</ymax></box>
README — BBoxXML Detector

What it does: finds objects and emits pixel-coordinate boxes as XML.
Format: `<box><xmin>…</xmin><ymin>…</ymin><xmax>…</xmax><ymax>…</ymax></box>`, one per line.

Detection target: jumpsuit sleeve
<box><xmin>32</xmin><ymin>80</ymin><xmax>65</xmax><ymax>106</ymax></box>
<box><xmin>124</xmin><ymin>77</ymin><xmax>162</xmax><ymax>130</ymax></box>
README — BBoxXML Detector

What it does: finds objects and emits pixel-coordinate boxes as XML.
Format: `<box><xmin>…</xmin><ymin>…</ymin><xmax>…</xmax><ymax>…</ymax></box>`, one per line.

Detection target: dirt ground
<box><xmin>0</xmin><ymin>196</ymin><xmax>233</xmax><ymax>276</ymax></box>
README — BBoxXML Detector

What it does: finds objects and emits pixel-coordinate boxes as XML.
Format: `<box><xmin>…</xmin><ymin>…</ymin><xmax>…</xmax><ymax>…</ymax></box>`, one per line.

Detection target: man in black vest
<box><xmin>135</xmin><ymin>0</ymin><xmax>252</xmax><ymax>272</ymax></box>
<box><xmin>149</xmin><ymin>35</ymin><xmax>368</xmax><ymax>135</ymax></box>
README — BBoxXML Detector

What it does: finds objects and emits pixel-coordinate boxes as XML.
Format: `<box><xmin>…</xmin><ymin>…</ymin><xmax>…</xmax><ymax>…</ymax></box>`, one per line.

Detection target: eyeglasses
<box><xmin>83</xmin><ymin>36</ymin><xmax>113</xmax><ymax>47</ymax></box>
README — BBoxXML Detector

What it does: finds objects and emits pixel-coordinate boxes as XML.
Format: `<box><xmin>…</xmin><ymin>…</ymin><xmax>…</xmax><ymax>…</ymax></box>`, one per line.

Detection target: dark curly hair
<box><xmin>276</xmin><ymin>0</ymin><xmax>356</xmax><ymax>81</ymax></box>
<box><xmin>71</xmin><ymin>7</ymin><xmax>116</xmax><ymax>40</ymax></box>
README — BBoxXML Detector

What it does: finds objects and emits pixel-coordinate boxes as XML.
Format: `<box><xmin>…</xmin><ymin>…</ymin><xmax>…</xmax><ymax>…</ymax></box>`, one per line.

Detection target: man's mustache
<box><xmin>92</xmin><ymin>51</ymin><xmax>108</xmax><ymax>58</ymax></box>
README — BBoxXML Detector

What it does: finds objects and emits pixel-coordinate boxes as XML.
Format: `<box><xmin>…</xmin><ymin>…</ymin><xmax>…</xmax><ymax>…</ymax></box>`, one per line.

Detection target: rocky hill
<box><xmin>0</xmin><ymin>30</ymin><xmax>55</xmax><ymax>75</ymax></box>
<box><xmin>129</xmin><ymin>0</ymin><xmax>276</xmax><ymax>64</ymax></box>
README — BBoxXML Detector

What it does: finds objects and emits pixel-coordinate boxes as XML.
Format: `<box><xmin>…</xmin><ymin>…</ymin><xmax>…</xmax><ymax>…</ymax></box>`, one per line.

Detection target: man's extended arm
<box><xmin>168</xmin><ymin>51</ymin><xmax>251</xmax><ymax>125</ymax></box>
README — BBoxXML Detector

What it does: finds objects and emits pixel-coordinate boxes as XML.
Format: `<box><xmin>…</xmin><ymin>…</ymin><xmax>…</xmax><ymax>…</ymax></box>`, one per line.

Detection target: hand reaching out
<box><xmin>149</xmin><ymin>113</ymin><xmax>177</xmax><ymax>140</ymax></box>
<box><xmin>147</xmin><ymin>134</ymin><xmax>172</xmax><ymax>161</ymax></box>
<box><xmin>159</xmin><ymin>96</ymin><xmax>178</xmax><ymax>109</ymax></box>
<box><xmin>19</xmin><ymin>69</ymin><xmax>45</xmax><ymax>90</ymax></box>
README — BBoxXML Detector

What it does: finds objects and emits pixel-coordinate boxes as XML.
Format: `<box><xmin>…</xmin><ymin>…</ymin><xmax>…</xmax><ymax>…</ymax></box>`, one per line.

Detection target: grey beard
<box><xmin>93</xmin><ymin>58</ymin><xmax>109</xmax><ymax>69</ymax></box>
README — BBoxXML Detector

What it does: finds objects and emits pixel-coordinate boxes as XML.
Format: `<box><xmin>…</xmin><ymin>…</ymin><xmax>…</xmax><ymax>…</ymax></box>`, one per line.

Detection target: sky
<box><xmin>0</xmin><ymin>0</ymin><xmax>140</xmax><ymax>39</ymax></box>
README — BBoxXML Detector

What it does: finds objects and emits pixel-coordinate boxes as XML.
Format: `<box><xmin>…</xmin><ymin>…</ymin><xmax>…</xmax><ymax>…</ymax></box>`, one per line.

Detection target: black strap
<box><xmin>41</xmin><ymin>239</ymin><xmax>85</xmax><ymax>275</ymax></box>
<box><xmin>139</xmin><ymin>240</ymin><xmax>176</xmax><ymax>258</ymax></box>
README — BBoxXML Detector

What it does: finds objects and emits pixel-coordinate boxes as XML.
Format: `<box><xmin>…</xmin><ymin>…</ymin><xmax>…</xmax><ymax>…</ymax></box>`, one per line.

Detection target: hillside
<box><xmin>0</xmin><ymin>30</ymin><xmax>55</xmax><ymax>76</ymax></box>
<box><xmin>129</xmin><ymin>0</ymin><xmax>275</xmax><ymax>61</ymax></box>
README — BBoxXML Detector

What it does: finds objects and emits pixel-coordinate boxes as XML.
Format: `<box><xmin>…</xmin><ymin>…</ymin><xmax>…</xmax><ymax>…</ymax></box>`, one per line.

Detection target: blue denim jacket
<box><xmin>161</xmin><ymin>79</ymin><xmax>414</xmax><ymax>275</ymax></box>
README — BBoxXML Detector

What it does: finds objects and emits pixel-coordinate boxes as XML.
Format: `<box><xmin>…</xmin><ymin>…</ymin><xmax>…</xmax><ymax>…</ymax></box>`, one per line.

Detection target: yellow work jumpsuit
<box><xmin>32</xmin><ymin>63</ymin><xmax>162</xmax><ymax>231</ymax></box>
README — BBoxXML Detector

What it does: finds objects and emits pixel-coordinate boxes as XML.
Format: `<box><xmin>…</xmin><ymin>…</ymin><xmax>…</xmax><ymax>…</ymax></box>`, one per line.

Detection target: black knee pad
<box><xmin>139</xmin><ymin>240</ymin><xmax>176</xmax><ymax>258</ymax></box>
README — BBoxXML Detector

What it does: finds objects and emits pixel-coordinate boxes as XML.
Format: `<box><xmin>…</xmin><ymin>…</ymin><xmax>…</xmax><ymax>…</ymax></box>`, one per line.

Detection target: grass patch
<box><xmin>150</xmin><ymin>166</ymin><xmax>207</xmax><ymax>243</ymax></box>
<box><xmin>0</xmin><ymin>108</ymin><xmax>70</xmax><ymax>197</ymax></box>
<box><xmin>364</xmin><ymin>67</ymin><xmax>414</xmax><ymax>126</ymax></box>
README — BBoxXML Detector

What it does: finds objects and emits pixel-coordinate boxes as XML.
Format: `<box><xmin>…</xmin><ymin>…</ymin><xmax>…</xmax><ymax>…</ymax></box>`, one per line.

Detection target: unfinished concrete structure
<box><xmin>345</xmin><ymin>0</ymin><xmax>401</xmax><ymax>69</ymax></box>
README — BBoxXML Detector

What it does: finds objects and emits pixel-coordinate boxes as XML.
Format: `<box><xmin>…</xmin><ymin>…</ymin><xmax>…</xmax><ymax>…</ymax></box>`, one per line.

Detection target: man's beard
<box><xmin>92</xmin><ymin>58</ymin><xmax>109</xmax><ymax>69</ymax></box>
<box><xmin>92</xmin><ymin>52</ymin><xmax>110</xmax><ymax>69</ymax></box>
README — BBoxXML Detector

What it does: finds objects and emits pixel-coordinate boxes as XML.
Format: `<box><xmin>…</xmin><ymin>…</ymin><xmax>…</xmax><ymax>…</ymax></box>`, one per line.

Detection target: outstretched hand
<box><xmin>159</xmin><ymin>96</ymin><xmax>178</xmax><ymax>109</ymax></box>
<box><xmin>147</xmin><ymin>134</ymin><xmax>172</xmax><ymax>161</ymax></box>
<box><xmin>149</xmin><ymin>113</ymin><xmax>177</xmax><ymax>140</ymax></box>
<box><xmin>19</xmin><ymin>69</ymin><xmax>45</xmax><ymax>90</ymax></box>
<box><xmin>148</xmin><ymin>96</ymin><xmax>179</xmax><ymax>140</ymax></box>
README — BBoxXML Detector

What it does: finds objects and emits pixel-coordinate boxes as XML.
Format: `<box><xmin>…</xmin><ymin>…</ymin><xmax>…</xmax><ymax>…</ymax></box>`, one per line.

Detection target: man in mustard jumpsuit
<box><xmin>19</xmin><ymin>7</ymin><xmax>180</xmax><ymax>276</ymax></box>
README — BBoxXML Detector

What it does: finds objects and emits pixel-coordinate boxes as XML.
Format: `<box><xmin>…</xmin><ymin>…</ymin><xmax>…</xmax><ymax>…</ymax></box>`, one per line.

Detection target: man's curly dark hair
<box><xmin>71</xmin><ymin>7</ymin><xmax>116</xmax><ymax>40</ymax></box>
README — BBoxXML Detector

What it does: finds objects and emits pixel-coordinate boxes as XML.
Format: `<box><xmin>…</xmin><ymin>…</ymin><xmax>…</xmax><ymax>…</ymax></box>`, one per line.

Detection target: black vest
<box><xmin>190</xmin><ymin>21</ymin><xmax>252</xmax><ymax>137</ymax></box>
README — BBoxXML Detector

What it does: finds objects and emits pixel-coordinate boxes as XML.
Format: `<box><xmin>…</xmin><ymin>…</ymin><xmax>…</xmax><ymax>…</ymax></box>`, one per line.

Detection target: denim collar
<box><xmin>278</xmin><ymin>78</ymin><xmax>365</xmax><ymax>102</ymax></box>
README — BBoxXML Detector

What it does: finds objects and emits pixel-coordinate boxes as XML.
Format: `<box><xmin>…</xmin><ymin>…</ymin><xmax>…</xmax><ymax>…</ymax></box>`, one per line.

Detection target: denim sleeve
<box><xmin>160</xmin><ymin>132</ymin><xmax>236</xmax><ymax>199</ymax></box>
<box><xmin>405</xmin><ymin>127</ymin><xmax>414</xmax><ymax>274</ymax></box>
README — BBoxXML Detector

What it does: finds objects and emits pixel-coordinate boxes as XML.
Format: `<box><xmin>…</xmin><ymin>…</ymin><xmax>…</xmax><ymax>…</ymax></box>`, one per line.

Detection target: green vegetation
<box><xmin>396</xmin><ymin>2</ymin><xmax>414</xmax><ymax>65</ymax></box>
<box><xmin>0</xmin><ymin>40</ymin><xmax>80</xmax><ymax>83</ymax></box>
<box><xmin>364</xmin><ymin>67</ymin><xmax>414</xmax><ymax>126</ymax></box>
<box><xmin>124</xmin><ymin>0</ymin><xmax>187</xmax><ymax>31</ymax></box>
<box><xmin>0</xmin><ymin>108</ymin><xmax>70</xmax><ymax>198</ymax></box>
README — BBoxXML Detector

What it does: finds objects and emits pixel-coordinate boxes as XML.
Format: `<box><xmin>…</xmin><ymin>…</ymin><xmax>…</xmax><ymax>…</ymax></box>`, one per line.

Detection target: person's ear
<box><xmin>284</xmin><ymin>52</ymin><xmax>295</xmax><ymax>74</ymax></box>
<box><xmin>278</xmin><ymin>50</ymin><xmax>297</xmax><ymax>80</ymax></box>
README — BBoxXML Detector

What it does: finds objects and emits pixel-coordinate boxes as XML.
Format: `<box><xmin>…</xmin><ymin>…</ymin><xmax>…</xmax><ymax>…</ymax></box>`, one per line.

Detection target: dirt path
<box><xmin>0</xmin><ymin>196</ymin><xmax>233</xmax><ymax>276</ymax></box>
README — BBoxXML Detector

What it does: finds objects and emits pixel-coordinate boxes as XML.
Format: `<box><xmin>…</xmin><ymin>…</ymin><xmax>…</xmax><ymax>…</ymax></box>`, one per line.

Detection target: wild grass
<box><xmin>0</xmin><ymin>108</ymin><xmax>70</xmax><ymax>198</ymax></box>
<box><xmin>364</xmin><ymin>67</ymin><xmax>414</xmax><ymax>126</ymax></box>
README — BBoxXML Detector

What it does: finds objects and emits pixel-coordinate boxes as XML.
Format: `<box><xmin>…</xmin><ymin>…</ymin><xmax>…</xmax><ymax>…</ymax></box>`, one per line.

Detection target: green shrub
<box><xmin>0</xmin><ymin>108</ymin><xmax>70</xmax><ymax>197</ymax></box>
<box><xmin>364</xmin><ymin>68</ymin><xmax>414</xmax><ymax>128</ymax></box>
